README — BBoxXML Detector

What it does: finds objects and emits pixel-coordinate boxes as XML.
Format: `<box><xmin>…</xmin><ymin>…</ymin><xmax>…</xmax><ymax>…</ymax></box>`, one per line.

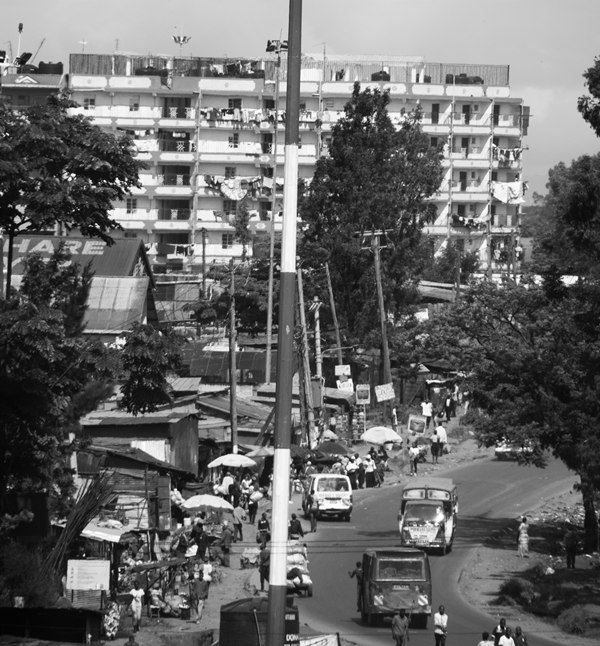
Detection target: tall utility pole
<box><xmin>265</xmin><ymin>38</ymin><xmax>286</xmax><ymax>385</ymax></box>
<box><xmin>324</xmin><ymin>262</ymin><xmax>343</xmax><ymax>365</ymax></box>
<box><xmin>312</xmin><ymin>296</ymin><xmax>322</xmax><ymax>380</ymax></box>
<box><xmin>372</xmin><ymin>232</ymin><xmax>393</xmax><ymax>423</ymax></box>
<box><xmin>229</xmin><ymin>260</ymin><xmax>238</xmax><ymax>454</ymax></box>
<box><xmin>267</xmin><ymin>2</ymin><xmax>302</xmax><ymax>646</ymax></box>
<box><xmin>297</xmin><ymin>268</ymin><xmax>316</xmax><ymax>446</ymax></box>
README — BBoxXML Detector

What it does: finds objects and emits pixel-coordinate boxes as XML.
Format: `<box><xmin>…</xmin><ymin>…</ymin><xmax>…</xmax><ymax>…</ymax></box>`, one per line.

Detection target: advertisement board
<box><xmin>355</xmin><ymin>384</ymin><xmax>371</xmax><ymax>405</ymax></box>
<box><xmin>66</xmin><ymin>559</ymin><xmax>110</xmax><ymax>591</ymax></box>
<box><xmin>375</xmin><ymin>383</ymin><xmax>395</xmax><ymax>403</ymax></box>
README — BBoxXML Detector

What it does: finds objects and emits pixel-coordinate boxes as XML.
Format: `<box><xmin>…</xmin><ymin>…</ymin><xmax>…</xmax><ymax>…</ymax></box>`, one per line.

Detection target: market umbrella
<box><xmin>208</xmin><ymin>453</ymin><xmax>256</xmax><ymax>469</ymax></box>
<box><xmin>246</xmin><ymin>446</ymin><xmax>275</xmax><ymax>458</ymax></box>
<box><xmin>361</xmin><ymin>426</ymin><xmax>402</xmax><ymax>445</ymax></box>
<box><xmin>314</xmin><ymin>440</ymin><xmax>350</xmax><ymax>455</ymax></box>
<box><xmin>181</xmin><ymin>494</ymin><xmax>234</xmax><ymax>512</ymax></box>
<box><xmin>322</xmin><ymin>429</ymin><xmax>339</xmax><ymax>441</ymax></box>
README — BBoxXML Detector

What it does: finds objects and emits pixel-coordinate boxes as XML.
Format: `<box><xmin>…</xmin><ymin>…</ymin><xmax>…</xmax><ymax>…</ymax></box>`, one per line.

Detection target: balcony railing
<box><xmin>162</xmin><ymin>106</ymin><xmax>196</xmax><ymax>119</ymax></box>
<box><xmin>158</xmin><ymin>208</ymin><xmax>192</xmax><ymax>221</ymax></box>
<box><xmin>157</xmin><ymin>174</ymin><xmax>191</xmax><ymax>186</ymax></box>
<box><xmin>197</xmin><ymin>140</ymin><xmax>262</xmax><ymax>154</ymax></box>
<box><xmin>159</xmin><ymin>140</ymin><xmax>196</xmax><ymax>153</ymax></box>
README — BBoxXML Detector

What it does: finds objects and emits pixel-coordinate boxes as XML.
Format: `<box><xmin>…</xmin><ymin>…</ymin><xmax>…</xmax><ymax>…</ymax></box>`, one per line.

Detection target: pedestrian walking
<box><xmin>257</xmin><ymin>512</ymin><xmax>271</xmax><ymax>546</ymax></box>
<box><xmin>498</xmin><ymin>627</ymin><xmax>515</xmax><ymax>646</ymax></box>
<box><xmin>477</xmin><ymin>632</ymin><xmax>493</xmax><ymax>646</ymax></box>
<box><xmin>348</xmin><ymin>561</ymin><xmax>364</xmax><ymax>612</ymax></box>
<box><xmin>307</xmin><ymin>493</ymin><xmax>319</xmax><ymax>532</ymax></box>
<box><xmin>189</xmin><ymin>573</ymin><xmax>209</xmax><ymax>624</ymax></box>
<box><xmin>247</xmin><ymin>488</ymin><xmax>259</xmax><ymax>524</ymax></box>
<box><xmin>232</xmin><ymin>503</ymin><xmax>246</xmax><ymax>542</ymax></box>
<box><xmin>391</xmin><ymin>608</ymin><xmax>410</xmax><ymax>646</ymax></box>
<box><xmin>430</xmin><ymin>430</ymin><xmax>441</xmax><ymax>464</ymax></box>
<box><xmin>346</xmin><ymin>456</ymin><xmax>358</xmax><ymax>489</ymax></box>
<box><xmin>435</xmin><ymin>421</ymin><xmax>448</xmax><ymax>455</ymax></box>
<box><xmin>564</xmin><ymin>528</ymin><xmax>579</xmax><ymax>568</ymax></box>
<box><xmin>259</xmin><ymin>543</ymin><xmax>270</xmax><ymax>591</ymax></box>
<box><xmin>433</xmin><ymin>605</ymin><xmax>448</xmax><ymax>646</ymax></box>
<box><xmin>218</xmin><ymin>521</ymin><xmax>233</xmax><ymax>567</ymax></box>
<box><xmin>421</xmin><ymin>399</ymin><xmax>433</xmax><ymax>429</ymax></box>
<box><xmin>492</xmin><ymin>618</ymin><xmax>508</xmax><ymax>646</ymax></box>
<box><xmin>128</xmin><ymin>581</ymin><xmax>144</xmax><ymax>633</ymax></box>
<box><xmin>517</xmin><ymin>517</ymin><xmax>529</xmax><ymax>558</ymax></box>
<box><xmin>364</xmin><ymin>455</ymin><xmax>376</xmax><ymax>488</ymax></box>
<box><xmin>357</xmin><ymin>458</ymin><xmax>366</xmax><ymax>489</ymax></box>
<box><xmin>409</xmin><ymin>442</ymin><xmax>420</xmax><ymax>476</ymax></box>
<box><xmin>201</xmin><ymin>555</ymin><xmax>213</xmax><ymax>591</ymax></box>
<box><xmin>513</xmin><ymin>626</ymin><xmax>527</xmax><ymax>646</ymax></box>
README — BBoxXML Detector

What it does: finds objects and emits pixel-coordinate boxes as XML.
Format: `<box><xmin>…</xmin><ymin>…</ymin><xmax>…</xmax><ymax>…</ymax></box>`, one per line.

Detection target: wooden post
<box><xmin>229</xmin><ymin>260</ymin><xmax>238</xmax><ymax>453</ymax></box>
<box><xmin>324</xmin><ymin>262</ymin><xmax>343</xmax><ymax>365</ymax></box>
<box><xmin>372</xmin><ymin>233</ymin><xmax>392</xmax><ymax>424</ymax></box>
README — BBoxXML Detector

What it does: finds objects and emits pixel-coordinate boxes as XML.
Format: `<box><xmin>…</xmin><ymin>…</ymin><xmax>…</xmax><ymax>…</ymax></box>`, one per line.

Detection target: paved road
<box><xmin>294</xmin><ymin>455</ymin><xmax>576</xmax><ymax>646</ymax></box>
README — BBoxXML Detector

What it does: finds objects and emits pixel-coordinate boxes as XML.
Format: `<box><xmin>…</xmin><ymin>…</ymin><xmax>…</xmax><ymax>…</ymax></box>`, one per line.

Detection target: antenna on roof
<box><xmin>172</xmin><ymin>25</ymin><xmax>191</xmax><ymax>57</ymax></box>
<box><xmin>79</xmin><ymin>39</ymin><xmax>87</xmax><ymax>53</ymax></box>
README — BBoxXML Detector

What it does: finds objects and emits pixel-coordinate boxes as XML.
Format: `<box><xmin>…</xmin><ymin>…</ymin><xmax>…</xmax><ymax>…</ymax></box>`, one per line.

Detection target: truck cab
<box><xmin>360</xmin><ymin>548</ymin><xmax>432</xmax><ymax>628</ymax></box>
<box><xmin>398</xmin><ymin>477</ymin><xmax>458</xmax><ymax>554</ymax></box>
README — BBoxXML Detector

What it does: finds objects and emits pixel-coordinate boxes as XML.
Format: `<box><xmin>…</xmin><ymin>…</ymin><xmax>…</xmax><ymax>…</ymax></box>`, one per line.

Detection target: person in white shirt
<box><xmin>129</xmin><ymin>581</ymin><xmax>145</xmax><ymax>633</ymax></box>
<box><xmin>421</xmin><ymin>400</ymin><xmax>433</xmax><ymax>429</ymax></box>
<box><xmin>435</xmin><ymin>422</ymin><xmax>448</xmax><ymax>454</ymax></box>
<box><xmin>434</xmin><ymin>605</ymin><xmax>448</xmax><ymax>646</ymax></box>
<box><xmin>498</xmin><ymin>627</ymin><xmax>515</xmax><ymax>646</ymax></box>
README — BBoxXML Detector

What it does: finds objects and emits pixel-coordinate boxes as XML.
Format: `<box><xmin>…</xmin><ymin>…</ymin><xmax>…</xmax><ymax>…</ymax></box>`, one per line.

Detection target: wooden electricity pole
<box><xmin>372</xmin><ymin>232</ymin><xmax>392</xmax><ymax>424</ymax></box>
<box><xmin>324</xmin><ymin>262</ymin><xmax>343</xmax><ymax>365</ymax></box>
<box><xmin>229</xmin><ymin>260</ymin><xmax>238</xmax><ymax>453</ymax></box>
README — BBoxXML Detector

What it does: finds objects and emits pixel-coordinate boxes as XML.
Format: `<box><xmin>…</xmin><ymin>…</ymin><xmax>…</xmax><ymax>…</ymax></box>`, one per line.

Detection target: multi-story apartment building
<box><xmin>67</xmin><ymin>52</ymin><xmax>529</xmax><ymax>275</ymax></box>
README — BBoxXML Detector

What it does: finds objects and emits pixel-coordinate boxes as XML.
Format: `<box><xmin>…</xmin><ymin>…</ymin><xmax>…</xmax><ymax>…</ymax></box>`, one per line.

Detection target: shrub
<box><xmin>498</xmin><ymin>577</ymin><xmax>535</xmax><ymax>604</ymax></box>
<box><xmin>557</xmin><ymin>605</ymin><xmax>592</xmax><ymax>635</ymax></box>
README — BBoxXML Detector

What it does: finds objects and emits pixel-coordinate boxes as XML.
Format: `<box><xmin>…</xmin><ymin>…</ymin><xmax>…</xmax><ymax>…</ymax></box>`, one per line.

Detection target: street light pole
<box><xmin>266</xmin><ymin>2</ymin><xmax>302</xmax><ymax>646</ymax></box>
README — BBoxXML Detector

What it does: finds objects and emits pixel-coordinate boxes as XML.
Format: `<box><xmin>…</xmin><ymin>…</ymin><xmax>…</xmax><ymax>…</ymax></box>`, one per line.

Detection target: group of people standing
<box><xmin>309</xmin><ymin>447</ymin><xmax>388</xmax><ymax>489</ymax></box>
<box><xmin>480</xmin><ymin>617</ymin><xmax>528</xmax><ymax>646</ymax></box>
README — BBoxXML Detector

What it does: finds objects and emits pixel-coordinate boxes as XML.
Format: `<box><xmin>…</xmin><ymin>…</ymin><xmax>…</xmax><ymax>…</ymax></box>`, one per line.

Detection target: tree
<box><xmin>0</xmin><ymin>93</ymin><xmax>144</xmax><ymax>292</ymax></box>
<box><xmin>578</xmin><ymin>55</ymin><xmax>600</xmax><ymax>137</ymax></box>
<box><xmin>299</xmin><ymin>83</ymin><xmax>443</xmax><ymax>342</ymax></box>
<box><xmin>421</xmin><ymin>240</ymin><xmax>480</xmax><ymax>285</ymax></box>
<box><xmin>233</xmin><ymin>195</ymin><xmax>252</xmax><ymax>262</ymax></box>
<box><xmin>119</xmin><ymin>323</ymin><xmax>185</xmax><ymax>415</ymax></box>
<box><xmin>0</xmin><ymin>247</ymin><xmax>117</xmax><ymax>518</ymax></box>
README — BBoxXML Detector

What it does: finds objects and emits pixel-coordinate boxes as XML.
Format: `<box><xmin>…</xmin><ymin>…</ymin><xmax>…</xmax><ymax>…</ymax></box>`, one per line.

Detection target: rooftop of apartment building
<box><xmin>69</xmin><ymin>51</ymin><xmax>511</xmax><ymax>87</ymax></box>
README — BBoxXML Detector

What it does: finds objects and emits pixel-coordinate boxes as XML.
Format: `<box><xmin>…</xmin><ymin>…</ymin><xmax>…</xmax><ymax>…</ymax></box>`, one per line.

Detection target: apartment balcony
<box><xmin>158</xmin><ymin>106</ymin><xmax>197</xmax><ymax>128</ymax></box>
<box><xmin>421</xmin><ymin>112</ymin><xmax>452</xmax><ymax>135</ymax></box>
<box><xmin>157</xmin><ymin>208</ymin><xmax>192</xmax><ymax>221</ymax></box>
<box><xmin>446</xmin><ymin>147</ymin><xmax>491</xmax><ymax>169</ymax></box>
<box><xmin>436</xmin><ymin>180</ymin><xmax>489</xmax><ymax>201</ymax></box>
<box><xmin>110</xmin><ymin>208</ymin><xmax>158</xmax><ymax>222</ymax></box>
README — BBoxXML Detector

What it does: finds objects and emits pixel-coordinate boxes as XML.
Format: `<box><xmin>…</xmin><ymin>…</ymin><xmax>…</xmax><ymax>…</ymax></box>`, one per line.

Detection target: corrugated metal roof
<box><xmin>1</xmin><ymin>74</ymin><xmax>63</xmax><ymax>88</ymax></box>
<box><xmin>168</xmin><ymin>377</ymin><xmax>202</xmax><ymax>394</ymax></box>
<box><xmin>7</xmin><ymin>236</ymin><xmax>153</xmax><ymax>281</ymax></box>
<box><xmin>82</xmin><ymin>407</ymin><xmax>195</xmax><ymax>426</ymax></box>
<box><xmin>84</xmin><ymin>276</ymin><xmax>150</xmax><ymax>333</ymax></box>
<box><xmin>197</xmin><ymin>394</ymin><xmax>271</xmax><ymax>421</ymax></box>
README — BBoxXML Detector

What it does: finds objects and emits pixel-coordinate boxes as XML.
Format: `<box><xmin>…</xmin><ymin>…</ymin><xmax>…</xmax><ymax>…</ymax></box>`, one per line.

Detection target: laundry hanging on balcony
<box><xmin>492</xmin><ymin>145</ymin><xmax>523</xmax><ymax>163</ymax></box>
<box><xmin>220</xmin><ymin>178</ymin><xmax>249</xmax><ymax>201</ymax></box>
<box><xmin>491</xmin><ymin>181</ymin><xmax>526</xmax><ymax>205</ymax></box>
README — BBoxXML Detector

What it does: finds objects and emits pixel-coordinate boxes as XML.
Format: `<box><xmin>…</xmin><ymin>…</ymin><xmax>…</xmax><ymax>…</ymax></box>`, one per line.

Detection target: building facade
<box><xmin>67</xmin><ymin>52</ymin><xmax>529</xmax><ymax>275</ymax></box>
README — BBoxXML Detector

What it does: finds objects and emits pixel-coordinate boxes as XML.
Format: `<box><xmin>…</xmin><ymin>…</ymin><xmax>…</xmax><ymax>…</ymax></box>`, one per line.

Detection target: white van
<box><xmin>302</xmin><ymin>473</ymin><xmax>353</xmax><ymax>521</ymax></box>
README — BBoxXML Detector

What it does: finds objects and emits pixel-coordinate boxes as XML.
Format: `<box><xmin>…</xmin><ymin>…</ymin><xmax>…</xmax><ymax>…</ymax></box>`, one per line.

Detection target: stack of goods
<box><xmin>286</xmin><ymin>541</ymin><xmax>312</xmax><ymax>591</ymax></box>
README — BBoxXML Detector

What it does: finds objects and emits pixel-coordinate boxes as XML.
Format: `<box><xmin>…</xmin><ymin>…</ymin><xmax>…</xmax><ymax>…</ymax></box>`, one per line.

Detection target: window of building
<box><xmin>17</xmin><ymin>95</ymin><xmax>30</xmax><ymax>106</ymax></box>
<box><xmin>126</xmin><ymin>198</ymin><xmax>137</xmax><ymax>214</ymax></box>
<box><xmin>430</xmin><ymin>137</ymin><xmax>438</xmax><ymax>148</ymax></box>
<box><xmin>223</xmin><ymin>199</ymin><xmax>237</xmax><ymax>215</ymax></box>
<box><xmin>299</xmin><ymin>101</ymin><xmax>306</xmax><ymax>111</ymax></box>
<box><xmin>83</xmin><ymin>96</ymin><xmax>96</xmax><ymax>110</ymax></box>
<box><xmin>222</xmin><ymin>233</ymin><xmax>235</xmax><ymax>249</ymax></box>
<box><xmin>228</xmin><ymin>133</ymin><xmax>239</xmax><ymax>148</ymax></box>
<box><xmin>492</xmin><ymin>136</ymin><xmax>500</xmax><ymax>147</ymax></box>
<box><xmin>457</xmin><ymin>204</ymin><xmax>466</xmax><ymax>217</ymax></box>
<box><xmin>264</xmin><ymin>98</ymin><xmax>275</xmax><ymax>110</ymax></box>
<box><xmin>324</xmin><ymin>99</ymin><xmax>334</xmax><ymax>110</ymax></box>
<box><xmin>261</xmin><ymin>166</ymin><xmax>274</xmax><ymax>178</ymax></box>
<box><xmin>129</xmin><ymin>95</ymin><xmax>140</xmax><ymax>112</ymax></box>
<box><xmin>491</xmin><ymin>171</ymin><xmax>498</xmax><ymax>182</ymax></box>
<box><xmin>124</xmin><ymin>232</ymin><xmax>138</xmax><ymax>238</ymax></box>
<box><xmin>228</xmin><ymin>98</ymin><xmax>242</xmax><ymax>110</ymax></box>
<box><xmin>159</xmin><ymin>233</ymin><xmax>190</xmax><ymax>245</ymax></box>
<box><xmin>225</xmin><ymin>166</ymin><xmax>237</xmax><ymax>179</ymax></box>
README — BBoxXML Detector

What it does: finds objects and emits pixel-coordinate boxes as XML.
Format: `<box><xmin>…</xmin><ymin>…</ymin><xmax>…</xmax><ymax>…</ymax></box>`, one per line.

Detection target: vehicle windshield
<box><xmin>316</xmin><ymin>478</ymin><xmax>349</xmax><ymax>492</ymax></box>
<box><xmin>404</xmin><ymin>503</ymin><xmax>445</xmax><ymax>523</ymax></box>
<box><xmin>376</xmin><ymin>559</ymin><xmax>424</xmax><ymax>581</ymax></box>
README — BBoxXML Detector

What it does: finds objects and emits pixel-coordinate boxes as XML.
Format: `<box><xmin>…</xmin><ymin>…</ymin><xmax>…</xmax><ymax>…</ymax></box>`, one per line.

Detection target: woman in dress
<box><xmin>517</xmin><ymin>517</ymin><xmax>529</xmax><ymax>557</ymax></box>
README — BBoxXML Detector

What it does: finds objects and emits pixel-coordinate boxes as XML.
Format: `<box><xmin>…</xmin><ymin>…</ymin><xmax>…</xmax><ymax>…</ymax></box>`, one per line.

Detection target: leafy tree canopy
<box><xmin>299</xmin><ymin>83</ymin><xmax>443</xmax><ymax>342</ymax></box>
<box><xmin>0</xmin><ymin>92</ymin><xmax>144</xmax><ymax>291</ymax></box>
<box><xmin>578</xmin><ymin>55</ymin><xmax>600</xmax><ymax>137</ymax></box>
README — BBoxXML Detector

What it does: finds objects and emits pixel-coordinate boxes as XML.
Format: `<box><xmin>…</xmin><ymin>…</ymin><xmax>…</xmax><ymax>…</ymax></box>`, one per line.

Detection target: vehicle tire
<box><xmin>361</xmin><ymin>611</ymin><xmax>368</xmax><ymax>624</ymax></box>
<box><xmin>306</xmin><ymin>584</ymin><xmax>313</xmax><ymax>597</ymax></box>
<box><xmin>446</xmin><ymin>542</ymin><xmax>453</xmax><ymax>554</ymax></box>
<box><xmin>368</xmin><ymin>612</ymin><xmax>377</xmax><ymax>627</ymax></box>
<box><xmin>344</xmin><ymin>513</ymin><xmax>351</xmax><ymax>522</ymax></box>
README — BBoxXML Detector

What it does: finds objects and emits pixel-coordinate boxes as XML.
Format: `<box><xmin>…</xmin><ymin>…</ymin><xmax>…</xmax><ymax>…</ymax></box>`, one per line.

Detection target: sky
<box><xmin>2</xmin><ymin>0</ymin><xmax>600</xmax><ymax>199</ymax></box>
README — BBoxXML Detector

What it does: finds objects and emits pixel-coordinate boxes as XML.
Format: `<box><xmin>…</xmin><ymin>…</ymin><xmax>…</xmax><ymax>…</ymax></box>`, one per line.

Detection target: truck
<box><xmin>398</xmin><ymin>477</ymin><xmax>458</xmax><ymax>554</ymax></box>
<box><xmin>360</xmin><ymin>548</ymin><xmax>432</xmax><ymax>628</ymax></box>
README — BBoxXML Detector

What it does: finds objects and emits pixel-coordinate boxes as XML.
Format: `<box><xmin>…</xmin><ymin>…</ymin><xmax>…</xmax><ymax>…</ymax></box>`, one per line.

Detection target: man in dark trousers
<box><xmin>307</xmin><ymin>493</ymin><xmax>319</xmax><ymax>533</ymax></box>
<box><xmin>564</xmin><ymin>529</ymin><xmax>579</xmax><ymax>568</ymax></box>
<box><xmin>288</xmin><ymin>513</ymin><xmax>305</xmax><ymax>539</ymax></box>
<box><xmin>218</xmin><ymin>521</ymin><xmax>233</xmax><ymax>567</ymax></box>
<box><xmin>391</xmin><ymin>608</ymin><xmax>410</xmax><ymax>646</ymax></box>
<box><xmin>189</xmin><ymin>573</ymin><xmax>209</xmax><ymax>624</ymax></box>
<box><xmin>259</xmin><ymin>543</ymin><xmax>270</xmax><ymax>592</ymax></box>
<box><xmin>191</xmin><ymin>520</ymin><xmax>209</xmax><ymax>559</ymax></box>
<box><xmin>348</xmin><ymin>561</ymin><xmax>364</xmax><ymax>611</ymax></box>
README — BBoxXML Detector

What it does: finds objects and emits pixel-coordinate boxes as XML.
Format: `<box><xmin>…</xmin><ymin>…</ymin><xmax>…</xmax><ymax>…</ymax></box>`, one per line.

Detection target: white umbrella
<box><xmin>322</xmin><ymin>429</ymin><xmax>339</xmax><ymax>441</ymax></box>
<box><xmin>361</xmin><ymin>426</ymin><xmax>402</xmax><ymax>445</ymax></box>
<box><xmin>208</xmin><ymin>453</ymin><xmax>256</xmax><ymax>469</ymax></box>
<box><xmin>181</xmin><ymin>494</ymin><xmax>234</xmax><ymax>512</ymax></box>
